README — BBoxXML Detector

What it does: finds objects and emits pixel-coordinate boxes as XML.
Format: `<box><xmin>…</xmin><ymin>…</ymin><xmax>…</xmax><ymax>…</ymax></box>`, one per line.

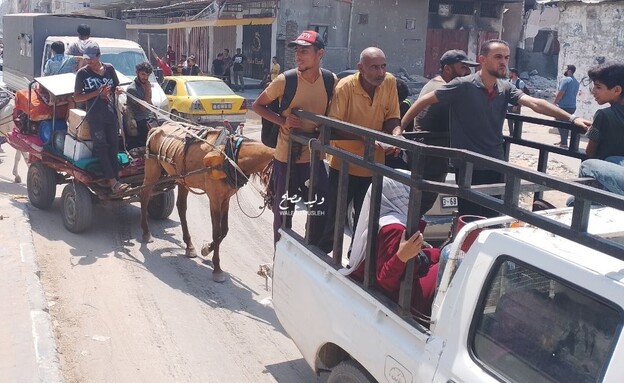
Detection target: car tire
<box><xmin>147</xmin><ymin>189</ymin><xmax>175</xmax><ymax>220</ymax></box>
<box><xmin>61</xmin><ymin>183</ymin><xmax>93</xmax><ymax>233</ymax></box>
<box><xmin>327</xmin><ymin>360</ymin><xmax>376</xmax><ymax>383</ymax></box>
<box><xmin>27</xmin><ymin>162</ymin><xmax>57</xmax><ymax>210</ymax></box>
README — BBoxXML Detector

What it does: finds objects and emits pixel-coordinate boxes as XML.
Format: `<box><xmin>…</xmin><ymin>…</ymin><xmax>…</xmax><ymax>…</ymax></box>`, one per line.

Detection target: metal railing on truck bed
<box><xmin>280</xmin><ymin>109</ymin><xmax>624</xmax><ymax>329</ymax></box>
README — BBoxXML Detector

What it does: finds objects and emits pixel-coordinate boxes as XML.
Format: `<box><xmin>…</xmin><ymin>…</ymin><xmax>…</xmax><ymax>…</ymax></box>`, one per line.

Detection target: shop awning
<box><xmin>126</xmin><ymin>16</ymin><xmax>275</xmax><ymax>30</ymax></box>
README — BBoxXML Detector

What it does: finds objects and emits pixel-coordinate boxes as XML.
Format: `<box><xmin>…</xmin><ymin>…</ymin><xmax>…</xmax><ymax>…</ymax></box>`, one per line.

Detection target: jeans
<box><xmin>556</xmin><ymin>107</ymin><xmax>576</xmax><ymax>146</ymax></box>
<box><xmin>271</xmin><ymin>159</ymin><xmax>329</xmax><ymax>244</ymax></box>
<box><xmin>232</xmin><ymin>70</ymin><xmax>244</xmax><ymax>90</ymax></box>
<box><xmin>579</xmin><ymin>156</ymin><xmax>624</xmax><ymax>196</ymax></box>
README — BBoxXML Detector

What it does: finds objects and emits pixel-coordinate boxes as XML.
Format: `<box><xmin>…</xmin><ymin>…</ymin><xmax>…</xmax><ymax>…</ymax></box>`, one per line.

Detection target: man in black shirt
<box><xmin>182</xmin><ymin>55</ymin><xmax>202</xmax><ymax>76</ymax></box>
<box><xmin>212</xmin><ymin>53</ymin><xmax>225</xmax><ymax>81</ymax></box>
<box><xmin>231</xmin><ymin>48</ymin><xmax>247</xmax><ymax>91</ymax></box>
<box><xmin>73</xmin><ymin>41</ymin><xmax>128</xmax><ymax>193</ymax></box>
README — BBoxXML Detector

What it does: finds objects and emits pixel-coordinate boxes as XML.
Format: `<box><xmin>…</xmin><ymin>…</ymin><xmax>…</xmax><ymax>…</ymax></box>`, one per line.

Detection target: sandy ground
<box><xmin>1</xmin><ymin>125</ymin><xmax>325</xmax><ymax>383</ymax></box>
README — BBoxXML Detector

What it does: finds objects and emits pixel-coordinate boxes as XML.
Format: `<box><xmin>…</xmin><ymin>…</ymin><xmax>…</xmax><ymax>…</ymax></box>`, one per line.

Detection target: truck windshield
<box><xmin>100</xmin><ymin>51</ymin><xmax>156</xmax><ymax>82</ymax></box>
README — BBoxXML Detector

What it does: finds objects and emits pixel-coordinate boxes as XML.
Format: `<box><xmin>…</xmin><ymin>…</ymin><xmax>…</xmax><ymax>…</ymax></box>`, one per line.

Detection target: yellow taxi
<box><xmin>161</xmin><ymin>76</ymin><xmax>246</xmax><ymax>127</ymax></box>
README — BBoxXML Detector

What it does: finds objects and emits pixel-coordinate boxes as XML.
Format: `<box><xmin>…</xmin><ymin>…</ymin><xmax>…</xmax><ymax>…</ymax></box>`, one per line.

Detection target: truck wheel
<box><xmin>147</xmin><ymin>189</ymin><xmax>175</xmax><ymax>220</ymax></box>
<box><xmin>27</xmin><ymin>162</ymin><xmax>57</xmax><ymax>210</ymax></box>
<box><xmin>61</xmin><ymin>183</ymin><xmax>93</xmax><ymax>233</ymax></box>
<box><xmin>327</xmin><ymin>360</ymin><xmax>376</xmax><ymax>383</ymax></box>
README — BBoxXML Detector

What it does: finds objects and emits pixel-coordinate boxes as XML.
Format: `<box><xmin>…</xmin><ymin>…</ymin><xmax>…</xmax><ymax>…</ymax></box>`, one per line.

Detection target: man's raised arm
<box><xmin>400</xmin><ymin>91</ymin><xmax>439</xmax><ymax>131</ymax></box>
<box><xmin>518</xmin><ymin>95</ymin><xmax>591</xmax><ymax>131</ymax></box>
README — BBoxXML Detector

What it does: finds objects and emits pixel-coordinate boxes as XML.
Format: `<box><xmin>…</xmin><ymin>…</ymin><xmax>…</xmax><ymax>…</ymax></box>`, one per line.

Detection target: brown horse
<box><xmin>139</xmin><ymin>122</ymin><xmax>274</xmax><ymax>282</ymax></box>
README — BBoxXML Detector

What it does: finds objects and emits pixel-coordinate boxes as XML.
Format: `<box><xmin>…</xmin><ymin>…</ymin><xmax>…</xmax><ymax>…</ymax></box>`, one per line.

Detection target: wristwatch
<box><xmin>568</xmin><ymin>114</ymin><xmax>578</xmax><ymax>122</ymax></box>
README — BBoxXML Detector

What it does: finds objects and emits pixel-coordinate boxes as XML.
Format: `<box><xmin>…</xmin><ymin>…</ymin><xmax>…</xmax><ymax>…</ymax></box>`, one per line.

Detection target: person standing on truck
<box><xmin>125</xmin><ymin>62</ymin><xmax>155</xmax><ymax>150</ymax></box>
<box><xmin>553</xmin><ymin>64</ymin><xmax>580</xmax><ymax>148</ymax></box>
<box><xmin>43</xmin><ymin>41</ymin><xmax>82</xmax><ymax>76</ymax></box>
<box><xmin>401</xmin><ymin>39</ymin><xmax>592</xmax><ymax>218</ymax></box>
<box><xmin>578</xmin><ymin>63</ymin><xmax>624</xmax><ymax>196</ymax></box>
<box><xmin>414</xmin><ymin>50</ymin><xmax>477</xmax><ymax>214</ymax></box>
<box><xmin>73</xmin><ymin>41</ymin><xmax>128</xmax><ymax>194</ymax></box>
<box><xmin>318</xmin><ymin>47</ymin><xmax>401</xmax><ymax>253</ymax></box>
<box><xmin>252</xmin><ymin>30</ymin><xmax>336</xmax><ymax>245</ymax></box>
<box><xmin>67</xmin><ymin>24</ymin><xmax>91</xmax><ymax>56</ymax></box>
<box><xmin>347</xmin><ymin>171</ymin><xmax>439</xmax><ymax>326</ymax></box>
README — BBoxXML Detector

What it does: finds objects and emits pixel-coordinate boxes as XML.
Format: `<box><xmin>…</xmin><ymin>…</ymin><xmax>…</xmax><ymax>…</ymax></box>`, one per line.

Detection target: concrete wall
<box><xmin>502</xmin><ymin>1</ymin><xmax>525</xmax><ymax>67</ymax></box>
<box><xmin>276</xmin><ymin>0</ymin><xmax>351</xmax><ymax>72</ymax></box>
<box><xmin>351</xmin><ymin>0</ymin><xmax>428</xmax><ymax>75</ymax></box>
<box><xmin>558</xmin><ymin>2</ymin><xmax>623</xmax><ymax>119</ymax></box>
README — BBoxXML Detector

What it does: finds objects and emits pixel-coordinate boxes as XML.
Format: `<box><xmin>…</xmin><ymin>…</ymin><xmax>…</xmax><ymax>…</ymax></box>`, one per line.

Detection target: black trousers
<box><xmin>90</xmin><ymin>118</ymin><xmax>119</xmax><ymax>180</ymax></box>
<box><xmin>126</xmin><ymin>119</ymin><xmax>150</xmax><ymax>150</ymax></box>
<box><xmin>318</xmin><ymin>167</ymin><xmax>372</xmax><ymax>253</ymax></box>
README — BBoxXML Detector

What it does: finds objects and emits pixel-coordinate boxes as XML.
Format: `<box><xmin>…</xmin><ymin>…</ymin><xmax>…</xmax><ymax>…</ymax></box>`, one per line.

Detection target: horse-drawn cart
<box><xmin>5</xmin><ymin>73</ymin><xmax>176</xmax><ymax>233</ymax></box>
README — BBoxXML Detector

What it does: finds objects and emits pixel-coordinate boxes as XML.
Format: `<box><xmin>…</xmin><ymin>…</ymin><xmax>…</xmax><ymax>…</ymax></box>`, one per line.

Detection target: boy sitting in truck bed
<box><xmin>344</xmin><ymin>171</ymin><xmax>439</xmax><ymax>326</ymax></box>
<box><xmin>579</xmin><ymin>63</ymin><xmax>624</xmax><ymax>196</ymax></box>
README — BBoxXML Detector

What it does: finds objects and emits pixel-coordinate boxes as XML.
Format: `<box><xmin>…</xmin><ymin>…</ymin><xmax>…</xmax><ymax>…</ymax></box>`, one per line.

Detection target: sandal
<box><xmin>112</xmin><ymin>181</ymin><xmax>130</xmax><ymax>193</ymax></box>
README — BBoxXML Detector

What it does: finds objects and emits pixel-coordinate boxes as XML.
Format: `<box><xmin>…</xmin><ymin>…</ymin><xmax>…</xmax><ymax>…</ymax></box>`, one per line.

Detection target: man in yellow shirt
<box><xmin>270</xmin><ymin>56</ymin><xmax>280</xmax><ymax>81</ymax></box>
<box><xmin>252</xmin><ymin>31</ymin><xmax>336</xmax><ymax>245</ymax></box>
<box><xmin>319</xmin><ymin>47</ymin><xmax>401</xmax><ymax>253</ymax></box>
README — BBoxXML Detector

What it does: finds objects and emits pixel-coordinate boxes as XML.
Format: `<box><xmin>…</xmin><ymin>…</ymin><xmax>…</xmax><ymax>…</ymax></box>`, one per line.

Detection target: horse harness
<box><xmin>146</xmin><ymin>126</ymin><xmax>248</xmax><ymax>190</ymax></box>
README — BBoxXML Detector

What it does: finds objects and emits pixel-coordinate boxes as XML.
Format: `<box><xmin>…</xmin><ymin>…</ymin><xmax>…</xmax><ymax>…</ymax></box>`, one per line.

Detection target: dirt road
<box><xmin>0</xmin><ymin>109</ymin><xmax>584</xmax><ymax>383</ymax></box>
<box><xmin>6</xmin><ymin>125</ymin><xmax>324</xmax><ymax>383</ymax></box>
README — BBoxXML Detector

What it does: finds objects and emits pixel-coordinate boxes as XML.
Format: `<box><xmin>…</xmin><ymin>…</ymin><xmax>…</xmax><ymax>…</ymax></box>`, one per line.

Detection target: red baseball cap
<box><xmin>287</xmin><ymin>30</ymin><xmax>325</xmax><ymax>49</ymax></box>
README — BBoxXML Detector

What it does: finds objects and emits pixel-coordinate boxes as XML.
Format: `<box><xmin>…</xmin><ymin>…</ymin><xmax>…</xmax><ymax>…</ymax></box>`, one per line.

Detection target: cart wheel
<box><xmin>147</xmin><ymin>189</ymin><xmax>175</xmax><ymax>220</ymax></box>
<box><xmin>61</xmin><ymin>183</ymin><xmax>93</xmax><ymax>233</ymax></box>
<box><xmin>27</xmin><ymin>162</ymin><xmax>57</xmax><ymax>210</ymax></box>
<box><xmin>327</xmin><ymin>360</ymin><xmax>375</xmax><ymax>383</ymax></box>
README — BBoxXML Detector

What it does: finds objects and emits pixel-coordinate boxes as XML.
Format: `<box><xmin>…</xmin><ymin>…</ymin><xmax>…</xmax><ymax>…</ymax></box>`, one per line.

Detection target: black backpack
<box><xmin>261</xmin><ymin>68</ymin><xmax>335</xmax><ymax>148</ymax></box>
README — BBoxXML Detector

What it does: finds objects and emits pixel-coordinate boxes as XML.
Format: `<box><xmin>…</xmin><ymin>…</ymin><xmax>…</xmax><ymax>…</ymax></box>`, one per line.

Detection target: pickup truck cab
<box><xmin>271</xmin><ymin>110</ymin><xmax>624</xmax><ymax>383</ymax></box>
<box><xmin>43</xmin><ymin>36</ymin><xmax>169</xmax><ymax>111</ymax></box>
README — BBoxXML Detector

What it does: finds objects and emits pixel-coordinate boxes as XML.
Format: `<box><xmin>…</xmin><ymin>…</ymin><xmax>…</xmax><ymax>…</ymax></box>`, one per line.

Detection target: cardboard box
<box><xmin>63</xmin><ymin>133</ymin><xmax>94</xmax><ymax>161</ymax></box>
<box><xmin>67</xmin><ymin>109</ymin><xmax>91</xmax><ymax>140</ymax></box>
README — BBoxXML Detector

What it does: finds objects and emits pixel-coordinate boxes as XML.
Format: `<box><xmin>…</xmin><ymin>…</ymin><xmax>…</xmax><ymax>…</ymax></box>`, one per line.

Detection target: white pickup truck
<box><xmin>271</xmin><ymin>111</ymin><xmax>624</xmax><ymax>383</ymax></box>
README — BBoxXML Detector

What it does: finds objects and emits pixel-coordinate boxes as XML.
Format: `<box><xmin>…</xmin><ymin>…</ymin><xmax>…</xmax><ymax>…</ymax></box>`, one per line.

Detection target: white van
<box><xmin>43</xmin><ymin>36</ymin><xmax>169</xmax><ymax>111</ymax></box>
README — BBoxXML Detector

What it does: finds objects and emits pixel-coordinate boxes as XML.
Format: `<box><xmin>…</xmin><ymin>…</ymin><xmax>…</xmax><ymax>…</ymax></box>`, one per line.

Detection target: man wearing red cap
<box><xmin>252</xmin><ymin>30</ymin><xmax>336</xmax><ymax>245</ymax></box>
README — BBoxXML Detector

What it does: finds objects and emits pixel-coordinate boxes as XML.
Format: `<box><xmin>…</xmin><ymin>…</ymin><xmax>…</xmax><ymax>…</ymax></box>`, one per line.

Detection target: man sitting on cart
<box><xmin>125</xmin><ymin>62</ymin><xmax>155</xmax><ymax>150</ymax></box>
<box><xmin>73</xmin><ymin>41</ymin><xmax>129</xmax><ymax>193</ymax></box>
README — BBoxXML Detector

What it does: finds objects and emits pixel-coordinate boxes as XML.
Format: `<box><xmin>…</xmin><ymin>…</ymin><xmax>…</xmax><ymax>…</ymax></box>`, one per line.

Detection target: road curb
<box><xmin>3</xmin><ymin>198</ymin><xmax>63</xmax><ymax>382</ymax></box>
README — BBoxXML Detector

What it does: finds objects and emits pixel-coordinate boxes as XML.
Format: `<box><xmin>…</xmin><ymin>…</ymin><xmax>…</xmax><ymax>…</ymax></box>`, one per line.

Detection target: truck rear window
<box><xmin>471</xmin><ymin>259</ymin><xmax>621</xmax><ymax>383</ymax></box>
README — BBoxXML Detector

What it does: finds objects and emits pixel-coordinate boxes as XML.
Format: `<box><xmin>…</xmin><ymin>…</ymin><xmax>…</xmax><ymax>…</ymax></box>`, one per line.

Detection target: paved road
<box><xmin>0</xmin><ymin>123</ymin><xmax>326</xmax><ymax>383</ymax></box>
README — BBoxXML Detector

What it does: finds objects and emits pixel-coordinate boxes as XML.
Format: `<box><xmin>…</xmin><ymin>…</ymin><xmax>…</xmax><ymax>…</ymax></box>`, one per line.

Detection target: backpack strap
<box><xmin>279</xmin><ymin>68</ymin><xmax>335</xmax><ymax>114</ymax></box>
<box><xmin>320</xmin><ymin>68</ymin><xmax>335</xmax><ymax>113</ymax></box>
<box><xmin>279</xmin><ymin>69</ymin><xmax>298</xmax><ymax>113</ymax></box>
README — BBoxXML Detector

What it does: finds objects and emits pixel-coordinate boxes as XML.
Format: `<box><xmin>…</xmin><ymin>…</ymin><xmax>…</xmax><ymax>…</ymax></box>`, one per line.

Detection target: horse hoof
<box><xmin>201</xmin><ymin>243</ymin><xmax>214</xmax><ymax>257</ymax></box>
<box><xmin>185</xmin><ymin>248</ymin><xmax>198</xmax><ymax>258</ymax></box>
<box><xmin>141</xmin><ymin>233</ymin><xmax>152</xmax><ymax>243</ymax></box>
<box><xmin>14</xmin><ymin>176</ymin><xmax>21</xmax><ymax>184</ymax></box>
<box><xmin>212</xmin><ymin>271</ymin><xmax>227</xmax><ymax>283</ymax></box>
